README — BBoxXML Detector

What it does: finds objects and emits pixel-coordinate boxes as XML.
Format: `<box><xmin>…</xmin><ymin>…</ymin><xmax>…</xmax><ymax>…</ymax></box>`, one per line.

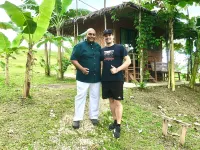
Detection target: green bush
<box><xmin>61</xmin><ymin>56</ymin><xmax>71</xmax><ymax>75</ymax></box>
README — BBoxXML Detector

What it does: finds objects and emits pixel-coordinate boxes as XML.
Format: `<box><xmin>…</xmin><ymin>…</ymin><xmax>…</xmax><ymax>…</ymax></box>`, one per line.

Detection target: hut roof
<box><xmin>57</xmin><ymin>1</ymin><xmax>156</xmax><ymax>36</ymax></box>
<box><xmin>66</xmin><ymin>1</ymin><xmax>155</xmax><ymax>24</ymax></box>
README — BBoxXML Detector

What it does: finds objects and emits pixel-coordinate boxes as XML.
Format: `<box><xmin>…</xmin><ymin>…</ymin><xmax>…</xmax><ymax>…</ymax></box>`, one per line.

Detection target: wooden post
<box><xmin>76</xmin><ymin>0</ymin><xmax>79</xmax><ymax>37</ymax></box>
<box><xmin>74</xmin><ymin>19</ymin><xmax>77</xmax><ymax>44</ymax></box>
<box><xmin>125</xmin><ymin>68</ymin><xmax>128</xmax><ymax>82</ymax></box>
<box><xmin>104</xmin><ymin>0</ymin><xmax>107</xmax><ymax>29</ymax></box>
<box><xmin>162</xmin><ymin>115</ymin><xmax>191</xmax><ymax>145</ymax></box>
<box><xmin>154</xmin><ymin>61</ymin><xmax>157</xmax><ymax>81</ymax></box>
<box><xmin>180</xmin><ymin>125</ymin><xmax>187</xmax><ymax>145</ymax></box>
<box><xmin>162</xmin><ymin>118</ymin><xmax>169</xmax><ymax>136</ymax></box>
<box><xmin>133</xmin><ymin>53</ymin><xmax>136</xmax><ymax>80</ymax></box>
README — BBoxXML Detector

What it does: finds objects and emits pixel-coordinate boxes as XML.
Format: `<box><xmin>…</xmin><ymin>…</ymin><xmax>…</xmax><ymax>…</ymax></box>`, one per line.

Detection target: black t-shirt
<box><xmin>101</xmin><ymin>44</ymin><xmax>127</xmax><ymax>81</ymax></box>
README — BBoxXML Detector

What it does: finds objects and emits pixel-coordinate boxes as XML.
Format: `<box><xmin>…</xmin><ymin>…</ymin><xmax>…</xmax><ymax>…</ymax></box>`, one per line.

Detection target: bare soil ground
<box><xmin>128</xmin><ymin>85</ymin><xmax>200</xmax><ymax>120</ymax></box>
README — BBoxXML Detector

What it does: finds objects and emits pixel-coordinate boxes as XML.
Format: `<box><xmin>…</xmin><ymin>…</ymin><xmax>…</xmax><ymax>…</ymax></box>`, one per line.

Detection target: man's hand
<box><xmin>110</xmin><ymin>65</ymin><xmax>118</xmax><ymax>74</ymax></box>
<box><xmin>81</xmin><ymin>68</ymin><xmax>89</xmax><ymax>75</ymax></box>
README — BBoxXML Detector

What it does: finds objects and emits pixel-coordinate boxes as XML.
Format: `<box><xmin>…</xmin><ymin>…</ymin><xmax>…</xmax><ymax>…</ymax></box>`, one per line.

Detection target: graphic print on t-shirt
<box><xmin>104</xmin><ymin>50</ymin><xmax>114</xmax><ymax>61</ymax></box>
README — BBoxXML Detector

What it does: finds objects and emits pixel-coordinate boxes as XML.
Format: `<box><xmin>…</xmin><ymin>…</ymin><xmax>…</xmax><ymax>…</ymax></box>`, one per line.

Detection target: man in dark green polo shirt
<box><xmin>70</xmin><ymin>28</ymin><xmax>101</xmax><ymax>129</ymax></box>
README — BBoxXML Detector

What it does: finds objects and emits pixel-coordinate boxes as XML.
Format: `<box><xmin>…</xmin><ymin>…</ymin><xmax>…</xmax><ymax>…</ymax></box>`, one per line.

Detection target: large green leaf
<box><xmin>0</xmin><ymin>22</ymin><xmax>15</xmax><ymax>30</ymax></box>
<box><xmin>23</xmin><ymin>19</ymin><xmax>37</xmax><ymax>34</ymax></box>
<box><xmin>61</xmin><ymin>0</ymin><xmax>72</xmax><ymax>15</ymax></box>
<box><xmin>0</xmin><ymin>22</ymin><xmax>20</xmax><ymax>32</ymax></box>
<box><xmin>36</xmin><ymin>39</ymin><xmax>49</xmax><ymax>48</ymax></box>
<box><xmin>0</xmin><ymin>32</ymin><xmax>11</xmax><ymax>50</ymax></box>
<box><xmin>178</xmin><ymin>1</ymin><xmax>187</xmax><ymax>7</ymax></box>
<box><xmin>0</xmin><ymin>1</ymin><xmax>25</xmax><ymax>27</ymax></box>
<box><xmin>12</xmin><ymin>34</ymin><xmax>23</xmax><ymax>48</ymax></box>
<box><xmin>55</xmin><ymin>0</ymin><xmax>62</xmax><ymax>14</ymax></box>
<box><xmin>0</xmin><ymin>1</ymin><xmax>37</xmax><ymax>34</ymax></box>
<box><xmin>196</xmin><ymin>18</ymin><xmax>200</xmax><ymax>29</ymax></box>
<box><xmin>32</xmin><ymin>0</ymin><xmax>55</xmax><ymax>42</ymax></box>
<box><xmin>20</xmin><ymin>0</ymin><xmax>39</xmax><ymax>15</ymax></box>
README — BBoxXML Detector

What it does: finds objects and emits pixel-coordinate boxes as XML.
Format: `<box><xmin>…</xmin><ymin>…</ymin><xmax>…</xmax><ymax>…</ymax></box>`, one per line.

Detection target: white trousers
<box><xmin>73</xmin><ymin>81</ymin><xmax>100</xmax><ymax>121</ymax></box>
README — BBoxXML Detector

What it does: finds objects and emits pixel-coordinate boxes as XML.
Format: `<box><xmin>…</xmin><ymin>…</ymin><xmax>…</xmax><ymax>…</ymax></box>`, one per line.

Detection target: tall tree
<box><xmin>0</xmin><ymin>22</ymin><xmax>23</xmax><ymax>85</ymax></box>
<box><xmin>153</xmin><ymin>0</ymin><xmax>200</xmax><ymax>91</ymax></box>
<box><xmin>190</xmin><ymin>17</ymin><xmax>200</xmax><ymax>88</ymax></box>
<box><xmin>50</xmin><ymin>0</ymin><xmax>72</xmax><ymax>79</ymax></box>
<box><xmin>0</xmin><ymin>33</ymin><xmax>24</xmax><ymax>85</ymax></box>
<box><xmin>36</xmin><ymin>32</ymin><xmax>54</xmax><ymax>76</ymax></box>
<box><xmin>0</xmin><ymin>0</ymin><xmax>55</xmax><ymax>98</ymax></box>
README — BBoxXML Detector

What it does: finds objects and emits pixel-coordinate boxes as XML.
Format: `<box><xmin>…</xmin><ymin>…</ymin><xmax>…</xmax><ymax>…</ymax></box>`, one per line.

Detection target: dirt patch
<box><xmin>37</xmin><ymin>83</ymin><xmax>76</xmax><ymax>89</ymax></box>
<box><xmin>127</xmin><ymin>85</ymin><xmax>200</xmax><ymax>123</ymax></box>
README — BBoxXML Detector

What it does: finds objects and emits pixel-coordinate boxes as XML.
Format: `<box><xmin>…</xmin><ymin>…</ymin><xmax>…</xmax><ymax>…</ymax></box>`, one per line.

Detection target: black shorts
<box><xmin>102</xmin><ymin>81</ymin><xmax>124</xmax><ymax>100</ymax></box>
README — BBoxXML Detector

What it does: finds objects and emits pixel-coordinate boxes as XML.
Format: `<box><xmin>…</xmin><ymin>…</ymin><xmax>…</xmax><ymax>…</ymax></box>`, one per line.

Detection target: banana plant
<box><xmin>50</xmin><ymin>0</ymin><xmax>72</xmax><ymax>79</ymax></box>
<box><xmin>19</xmin><ymin>0</ymin><xmax>39</xmax><ymax>15</ymax></box>
<box><xmin>50</xmin><ymin>0</ymin><xmax>90</xmax><ymax>79</ymax></box>
<box><xmin>0</xmin><ymin>0</ymin><xmax>55</xmax><ymax>98</ymax></box>
<box><xmin>37</xmin><ymin>35</ymin><xmax>73</xmax><ymax>77</ymax></box>
<box><xmin>36</xmin><ymin>32</ymin><xmax>54</xmax><ymax>76</ymax></box>
<box><xmin>0</xmin><ymin>32</ymin><xmax>25</xmax><ymax>85</ymax></box>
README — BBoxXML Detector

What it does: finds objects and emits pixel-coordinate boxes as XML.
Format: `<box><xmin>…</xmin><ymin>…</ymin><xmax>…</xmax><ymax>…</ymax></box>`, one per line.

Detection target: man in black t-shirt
<box><xmin>101</xmin><ymin>29</ymin><xmax>131</xmax><ymax>138</ymax></box>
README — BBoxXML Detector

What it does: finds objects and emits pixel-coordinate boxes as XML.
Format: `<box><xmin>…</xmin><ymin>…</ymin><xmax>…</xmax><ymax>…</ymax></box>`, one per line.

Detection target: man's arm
<box><xmin>101</xmin><ymin>61</ymin><xmax>103</xmax><ymax>75</ymax></box>
<box><xmin>110</xmin><ymin>55</ymin><xmax>131</xmax><ymax>74</ymax></box>
<box><xmin>71</xmin><ymin>60</ymin><xmax>89</xmax><ymax>75</ymax></box>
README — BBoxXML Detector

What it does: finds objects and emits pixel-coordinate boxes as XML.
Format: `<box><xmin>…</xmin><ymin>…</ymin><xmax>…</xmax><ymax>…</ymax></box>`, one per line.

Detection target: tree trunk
<box><xmin>189</xmin><ymin>52</ymin><xmax>199</xmax><ymax>88</ymax></box>
<box><xmin>5</xmin><ymin>54</ymin><xmax>9</xmax><ymax>85</ymax></box>
<box><xmin>168</xmin><ymin>22</ymin><xmax>171</xmax><ymax>88</ymax></box>
<box><xmin>23</xmin><ymin>42</ymin><xmax>33</xmax><ymax>98</ymax></box>
<box><xmin>169</xmin><ymin>19</ymin><xmax>175</xmax><ymax>91</ymax></box>
<box><xmin>139</xmin><ymin>0</ymin><xmax>143</xmax><ymax>83</ymax></box>
<box><xmin>190</xmin><ymin>45</ymin><xmax>193</xmax><ymax>74</ymax></box>
<box><xmin>166</xmin><ymin>23</ymin><xmax>171</xmax><ymax>88</ymax></box>
<box><xmin>44</xmin><ymin>42</ymin><xmax>50</xmax><ymax>76</ymax></box>
<box><xmin>165</xmin><ymin>22</ymin><xmax>169</xmax><ymax>63</ymax></box>
<box><xmin>56</xmin><ymin>28</ymin><xmax>63</xmax><ymax>79</ymax></box>
<box><xmin>48</xmin><ymin>42</ymin><xmax>51</xmax><ymax>76</ymax></box>
<box><xmin>168</xmin><ymin>61</ymin><xmax>171</xmax><ymax>88</ymax></box>
<box><xmin>187</xmin><ymin>57</ymin><xmax>190</xmax><ymax>81</ymax></box>
<box><xmin>189</xmin><ymin>32</ymin><xmax>200</xmax><ymax>88</ymax></box>
<box><xmin>166</xmin><ymin>41</ymin><xmax>169</xmax><ymax>63</ymax></box>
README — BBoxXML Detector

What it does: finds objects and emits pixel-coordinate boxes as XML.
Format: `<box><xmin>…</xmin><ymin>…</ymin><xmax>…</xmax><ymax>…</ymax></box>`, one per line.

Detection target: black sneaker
<box><xmin>109</xmin><ymin>123</ymin><xmax>116</xmax><ymax>130</ymax></box>
<box><xmin>109</xmin><ymin>120</ymin><xmax>117</xmax><ymax>130</ymax></box>
<box><xmin>113</xmin><ymin>126</ymin><xmax>121</xmax><ymax>138</ymax></box>
<box><xmin>91</xmin><ymin>119</ymin><xmax>99</xmax><ymax>126</ymax></box>
<box><xmin>72</xmin><ymin>121</ymin><xmax>80</xmax><ymax>129</ymax></box>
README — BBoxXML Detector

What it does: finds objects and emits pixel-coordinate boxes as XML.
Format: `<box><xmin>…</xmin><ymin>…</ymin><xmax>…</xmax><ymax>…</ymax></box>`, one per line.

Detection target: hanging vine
<box><xmin>134</xmin><ymin>12</ymin><xmax>164</xmax><ymax>81</ymax></box>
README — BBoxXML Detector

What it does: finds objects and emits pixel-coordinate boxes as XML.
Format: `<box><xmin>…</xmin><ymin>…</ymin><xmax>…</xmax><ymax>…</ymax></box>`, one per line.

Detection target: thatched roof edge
<box><xmin>65</xmin><ymin>1</ymin><xmax>155</xmax><ymax>25</ymax></box>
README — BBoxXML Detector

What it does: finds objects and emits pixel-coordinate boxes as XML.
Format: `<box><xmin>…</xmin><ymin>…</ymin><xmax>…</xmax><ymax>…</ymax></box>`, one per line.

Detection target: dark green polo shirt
<box><xmin>70</xmin><ymin>40</ymin><xmax>101</xmax><ymax>83</ymax></box>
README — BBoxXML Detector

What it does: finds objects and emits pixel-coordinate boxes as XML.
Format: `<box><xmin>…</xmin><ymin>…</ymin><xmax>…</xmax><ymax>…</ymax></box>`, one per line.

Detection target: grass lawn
<box><xmin>0</xmin><ymin>50</ymin><xmax>200</xmax><ymax>149</ymax></box>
